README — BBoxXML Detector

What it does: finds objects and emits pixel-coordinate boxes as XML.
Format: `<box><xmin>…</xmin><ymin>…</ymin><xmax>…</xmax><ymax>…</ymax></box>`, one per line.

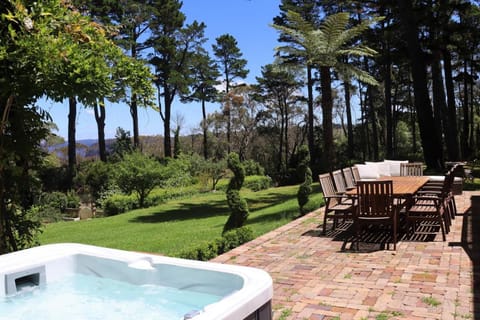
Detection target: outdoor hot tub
<box><xmin>0</xmin><ymin>243</ymin><xmax>273</xmax><ymax>320</ymax></box>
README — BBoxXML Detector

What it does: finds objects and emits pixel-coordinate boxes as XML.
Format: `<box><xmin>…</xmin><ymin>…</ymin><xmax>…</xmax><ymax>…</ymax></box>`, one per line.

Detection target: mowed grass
<box><xmin>39</xmin><ymin>183</ymin><xmax>323</xmax><ymax>256</ymax></box>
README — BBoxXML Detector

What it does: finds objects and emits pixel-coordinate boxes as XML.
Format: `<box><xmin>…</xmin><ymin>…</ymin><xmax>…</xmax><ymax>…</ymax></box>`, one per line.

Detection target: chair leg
<box><xmin>323</xmin><ymin>212</ymin><xmax>328</xmax><ymax>235</ymax></box>
<box><xmin>438</xmin><ymin>214</ymin><xmax>447</xmax><ymax>241</ymax></box>
<box><xmin>393</xmin><ymin>221</ymin><xmax>397</xmax><ymax>251</ymax></box>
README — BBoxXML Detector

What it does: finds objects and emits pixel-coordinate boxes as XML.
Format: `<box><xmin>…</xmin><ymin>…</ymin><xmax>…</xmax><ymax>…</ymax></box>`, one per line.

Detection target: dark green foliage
<box><xmin>39</xmin><ymin>192</ymin><xmax>69</xmax><ymax>212</ymax></box>
<box><xmin>179</xmin><ymin>227</ymin><xmax>254</xmax><ymax>261</ymax></box>
<box><xmin>83</xmin><ymin>161</ymin><xmax>112</xmax><ymax>203</ymax></box>
<box><xmin>297</xmin><ymin>145</ymin><xmax>313</xmax><ymax>216</ymax></box>
<box><xmin>223</xmin><ymin>153</ymin><xmax>249</xmax><ymax>233</ymax></box>
<box><xmin>243</xmin><ymin>159</ymin><xmax>265</xmax><ymax>176</ymax></box>
<box><xmin>243</xmin><ymin>175</ymin><xmax>272</xmax><ymax>192</ymax></box>
<box><xmin>114</xmin><ymin>151</ymin><xmax>163</xmax><ymax>208</ymax></box>
<box><xmin>102</xmin><ymin>194</ymin><xmax>135</xmax><ymax>216</ymax></box>
<box><xmin>110</xmin><ymin>127</ymin><xmax>134</xmax><ymax>161</ymax></box>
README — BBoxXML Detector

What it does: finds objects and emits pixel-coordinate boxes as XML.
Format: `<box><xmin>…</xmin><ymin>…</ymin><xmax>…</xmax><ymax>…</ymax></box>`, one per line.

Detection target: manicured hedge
<box><xmin>178</xmin><ymin>227</ymin><xmax>254</xmax><ymax>261</ymax></box>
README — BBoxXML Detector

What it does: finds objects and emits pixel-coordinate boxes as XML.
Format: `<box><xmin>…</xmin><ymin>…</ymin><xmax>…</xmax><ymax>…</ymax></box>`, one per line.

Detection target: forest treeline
<box><xmin>49</xmin><ymin>0</ymin><xmax>480</xmax><ymax>181</ymax></box>
<box><xmin>1</xmin><ymin>0</ymin><xmax>480</xmax><ymax>252</ymax></box>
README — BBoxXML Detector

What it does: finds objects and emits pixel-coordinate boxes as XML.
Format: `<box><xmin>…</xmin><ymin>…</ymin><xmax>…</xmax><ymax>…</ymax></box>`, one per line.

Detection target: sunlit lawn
<box><xmin>39</xmin><ymin>183</ymin><xmax>323</xmax><ymax>256</ymax></box>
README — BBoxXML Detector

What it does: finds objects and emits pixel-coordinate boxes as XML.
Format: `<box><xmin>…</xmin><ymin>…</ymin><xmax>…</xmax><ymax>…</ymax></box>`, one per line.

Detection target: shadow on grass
<box><xmin>129</xmin><ymin>198</ymin><xmax>229</xmax><ymax>224</ymax></box>
<box><xmin>130</xmin><ymin>188</ymin><xmax>302</xmax><ymax>225</ymax></box>
<box><xmin>245</xmin><ymin>191</ymin><xmax>297</xmax><ymax>211</ymax></box>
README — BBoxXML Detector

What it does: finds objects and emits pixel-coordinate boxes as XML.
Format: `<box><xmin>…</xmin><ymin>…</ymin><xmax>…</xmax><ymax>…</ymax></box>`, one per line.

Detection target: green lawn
<box><xmin>39</xmin><ymin>183</ymin><xmax>324</xmax><ymax>256</ymax></box>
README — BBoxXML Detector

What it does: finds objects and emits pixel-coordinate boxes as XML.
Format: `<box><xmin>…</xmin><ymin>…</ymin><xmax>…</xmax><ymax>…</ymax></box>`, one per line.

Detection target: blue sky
<box><xmin>45</xmin><ymin>0</ymin><xmax>281</xmax><ymax>140</ymax></box>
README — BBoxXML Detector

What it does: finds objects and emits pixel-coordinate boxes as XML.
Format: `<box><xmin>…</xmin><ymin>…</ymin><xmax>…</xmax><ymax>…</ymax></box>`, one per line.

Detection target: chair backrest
<box><xmin>400</xmin><ymin>162</ymin><xmax>423</xmax><ymax>176</ymax></box>
<box><xmin>342</xmin><ymin>167</ymin><xmax>356</xmax><ymax>189</ymax></box>
<box><xmin>332</xmin><ymin>170</ymin><xmax>348</xmax><ymax>193</ymax></box>
<box><xmin>351</xmin><ymin>166</ymin><xmax>361</xmax><ymax>182</ymax></box>
<box><xmin>356</xmin><ymin>180</ymin><xmax>394</xmax><ymax>219</ymax></box>
<box><xmin>441</xmin><ymin>169</ymin><xmax>455</xmax><ymax>197</ymax></box>
<box><xmin>318</xmin><ymin>173</ymin><xmax>341</xmax><ymax>211</ymax></box>
<box><xmin>319</xmin><ymin>173</ymin><xmax>336</xmax><ymax>197</ymax></box>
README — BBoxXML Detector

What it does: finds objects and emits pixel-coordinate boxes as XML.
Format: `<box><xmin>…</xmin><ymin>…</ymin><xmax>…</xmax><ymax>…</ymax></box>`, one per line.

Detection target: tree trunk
<box><xmin>384</xmin><ymin>54</ymin><xmax>393</xmax><ymax>159</ymax></box>
<box><xmin>94</xmin><ymin>99</ymin><xmax>107</xmax><ymax>162</ymax></box>
<box><xmin>320</xmin><ymin>66</ymin><xmax>334</xmax><ymax>171</ymax></box>
<box><xmin>68</xmin><ymin>96</ymin><xmax>77</xmax><ymax>184</ymax></box>
<box><xmin>431</xmin><ymin>51</ymin><xmax>447</xmax><ymax>162</ymax></box>
<box><xmin>130</xmin><ymin>93</ymin><xmax>140</xmax><ymax>149</ymax></box>
<box><xmin>278</xmin><ymin>97</ymin><xmax>285</xmax><ymax>175</ymax></box>
<box><xmin>130</xmin><ymin>44</ymin><xmax>140</xmax><ymax>149</ymax></box>
<box><xmin>397</xmin><ymin>0</ymin><xmax>443</xmax><ymax>171</ymax></box>
<box><xmin>306</xmin><ymin>65</ymin><xmax>315</xmax><ymax>167</ymax></box>
<box><xmin>202</xmin><ymin>99</ymin><xmax>208</xmax><ymax>159</ymax></box>
<box><xmin>163</xmin><ymin>87</ymin><xmax>172</xmax><ymax>158</ymax></box>
<box><xmin>284</xmin><ymin>101</ymin><xmax>289</xmax><ymax>170</ymax></box>
<box><xmin>462</xmin><ymin>60</ymin><xmax>470</xmax><ymax>159</ymax></box>
<box><xmin>432</xmin><ymin>51</ymin><xmax>449</xmax><ymax>164</ymax></box>
<box><xmin>344</xmin><ymin>79</ymin><xmax>354</xmax><ymax>159</ymax></box>
<box><xmin>368</xmin><ymin>86</ymin><xmax>380</xmax><ymax>161</ymax></box>
<box><xmin>442</xmin><ymin>50</ymin><xmax>459</xmax><ymax>160</ymax></box>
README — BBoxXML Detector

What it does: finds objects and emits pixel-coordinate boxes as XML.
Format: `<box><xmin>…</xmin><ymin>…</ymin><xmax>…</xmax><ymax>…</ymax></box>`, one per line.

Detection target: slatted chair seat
<box><xmin>406</xmin><ymin>170</ymin><xmax>453</xmax><ymax>241</ymax></box>
<box><xmin>354</xmin><ymin>180</ymin><xmax>399</xmax><ymax>250</ymax></box>
<box><xmin>319</xmin><ymin>173</ymin><xmax>356</xmax><ymax>235</ymax></box>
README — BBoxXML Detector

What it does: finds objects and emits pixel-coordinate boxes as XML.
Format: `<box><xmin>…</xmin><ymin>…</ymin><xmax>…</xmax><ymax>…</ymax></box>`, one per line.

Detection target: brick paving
<box><xmin>212</xmin><ymin>191</ymin><xmax>480</xmax><ymax>320</ymax></box>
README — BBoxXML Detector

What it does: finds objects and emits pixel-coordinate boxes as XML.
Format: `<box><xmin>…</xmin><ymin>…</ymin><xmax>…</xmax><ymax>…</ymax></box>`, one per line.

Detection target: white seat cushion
<box><xmin>355</xmin><ymin>164</ymin><xmax>380</xmax><ymax>179</ymax></box>
<box><xmin>383</xmin><ymin>159</ymin><xmax>408</xmax><ymax>176</ymax></box>
<box><xmin>365</xmin><ymin>161</ymin><xmax>391</xmax><ymax>176</ymax></box>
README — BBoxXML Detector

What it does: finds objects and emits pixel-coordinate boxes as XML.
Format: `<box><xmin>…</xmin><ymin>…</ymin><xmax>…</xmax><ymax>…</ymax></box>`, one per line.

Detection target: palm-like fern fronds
<box><xmin>272</xmin><ymin>10</ymin><xmax>382</xmax><ymax>86</ymax></box>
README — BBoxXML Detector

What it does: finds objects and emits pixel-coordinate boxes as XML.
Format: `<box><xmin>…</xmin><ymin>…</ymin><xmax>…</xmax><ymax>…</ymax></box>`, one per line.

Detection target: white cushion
<box><xmin>383</xmin><ymin>159</ymin><xmax>408</xmax><ymax>176</ymax></box>
<box><xmin>365</xmin><ymin>161</ymin><xmax>391</xmax><ymax>176</ymax></box>
<box><xmin>427</xmin><ymin>175</ymin><xmax>444</xmax><ymax>182</ymax></box>
<box><xmin>355</xmin><ymin>164</ymin><xmax>380</xmax><ymax>179</ymax></box>
<box><xmin>427</xmin><ymin>176</ymin><xmax>462</xmax><ymax>182</ymax></box>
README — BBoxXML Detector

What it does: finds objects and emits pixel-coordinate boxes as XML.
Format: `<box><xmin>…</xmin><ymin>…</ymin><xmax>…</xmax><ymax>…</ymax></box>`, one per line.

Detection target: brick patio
<box><xmin>212</xmin><ymin>191</ymin><xmax>480</xmax><ymax>320</ymax></box>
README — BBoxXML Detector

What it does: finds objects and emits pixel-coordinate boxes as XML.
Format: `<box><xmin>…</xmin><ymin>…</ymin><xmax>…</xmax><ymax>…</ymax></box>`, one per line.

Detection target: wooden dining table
<box><xmin>347</xmin><ymin>176</ymin><xmax>430</xmax><ymax>197</ymax></box>
<box><xmin>346</xmin><ymin>175</ymin><xmax>430</xmax><ymax>208</ymax></box>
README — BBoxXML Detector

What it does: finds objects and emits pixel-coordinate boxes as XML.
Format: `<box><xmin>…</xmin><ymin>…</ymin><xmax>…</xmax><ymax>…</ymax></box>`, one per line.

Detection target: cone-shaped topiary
<box><xmin>297</xmin><ymin>145</ymin><xmax>312</xmax><ymax>216</ymax></box>
<box><xmin>223</xmin><ymin>152</ymin><xmax>249</xmax><ymax>234</ymax></box>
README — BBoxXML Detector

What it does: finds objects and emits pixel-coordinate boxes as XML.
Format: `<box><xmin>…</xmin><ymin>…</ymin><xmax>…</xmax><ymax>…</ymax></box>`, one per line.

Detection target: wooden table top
<box><xmin>347</xmin><ymin>176</ymin><xmax>430</xmax><ymax>197</ymax></box>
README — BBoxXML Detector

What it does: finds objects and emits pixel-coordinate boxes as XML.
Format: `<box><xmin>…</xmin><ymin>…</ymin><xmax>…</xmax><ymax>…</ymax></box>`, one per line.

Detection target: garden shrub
<box><xmin>114</xmin><ymin>151</ymin><xmax>164</xmax><ymax>208</ymax></box>
<box><xmin>243</xmin><ymin>175</ymin><xmax>272</xmax><ymax>191</ymax></box>
<box><xmin>102</xmin><ymin>193</ymin><xmax>136</xmax><ymax>216</ymax></box>
<box><xmin>243</xmin><ymin>159</ymin><xmax>265</xmax><ymax>176</ymax></box>
<box><xmin>65</xmin><ymin>190</ymin><xmax>80</xmax><ymax>208</ymax></box>
<box><xmin>178</xmin><ymin>227</ymin><xmax>254</xmax><ymax>261</ymax></box>
<box><xmin>296</xmin><ymin>145</ymin><xmax>312</xmax><ymax>216</ymax></box>
<box><xmin>38</xmin><ymin>191</ymin><xmax>68</xmax><ymax>212</ymax></box>
<box><xmin>223</xmin><ymin>153</ymin><xmax>249</xmax><ymax>234</ymax></box>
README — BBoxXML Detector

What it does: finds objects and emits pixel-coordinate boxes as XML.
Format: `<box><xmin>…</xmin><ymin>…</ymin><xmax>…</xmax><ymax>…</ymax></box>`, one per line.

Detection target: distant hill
<box><xmin>46</xmin><ymin>135</ymin><xmax>168</xmax><ymax>160</ymax></box>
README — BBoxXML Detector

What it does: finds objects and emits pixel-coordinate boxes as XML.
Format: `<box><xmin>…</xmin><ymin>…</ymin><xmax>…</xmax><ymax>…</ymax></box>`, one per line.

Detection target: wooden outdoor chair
<box><xmin>319</xmin><ymin>173</ymin><xmax>355</xmax><ymax>235</ymax></box>
<box><xmin>407</xmin><ymin>169</ymin><xmax>455</xmax><ymax>241</ymax></box>
<box><xmin>332</xmin><ymin>169</ymin><xmax>353</xmax><ymax>193</ymax></box>
<box><xmin>354</xmin><ymin>180</ymin><xmax>399</xmax><ymax>250</ymax></box>
<box><xmin>400</xmin><ymin>162</ymin><xmax>423</xmax><ymax>176</ymax></box>
<box><xmin>351</xmin><ymin>166</ymin><xmax>361</xmax><ymax>182</ymax></box>
<box><xmin>342</xmin><ymin>167</ymin><xmax>356</xmax><ymax>190</ymax></box>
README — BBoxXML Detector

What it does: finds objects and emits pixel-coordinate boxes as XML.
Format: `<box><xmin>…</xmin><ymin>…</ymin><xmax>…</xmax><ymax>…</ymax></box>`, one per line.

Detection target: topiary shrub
<box><xmin>223</xmin><ymin>153</ymin><xmax>249</xmax><ymax>234</ymax></box>
<box><xmin>296</xmin><ymin>145</ymin><xmax>312</xmax><ymax>216</ymax></box>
